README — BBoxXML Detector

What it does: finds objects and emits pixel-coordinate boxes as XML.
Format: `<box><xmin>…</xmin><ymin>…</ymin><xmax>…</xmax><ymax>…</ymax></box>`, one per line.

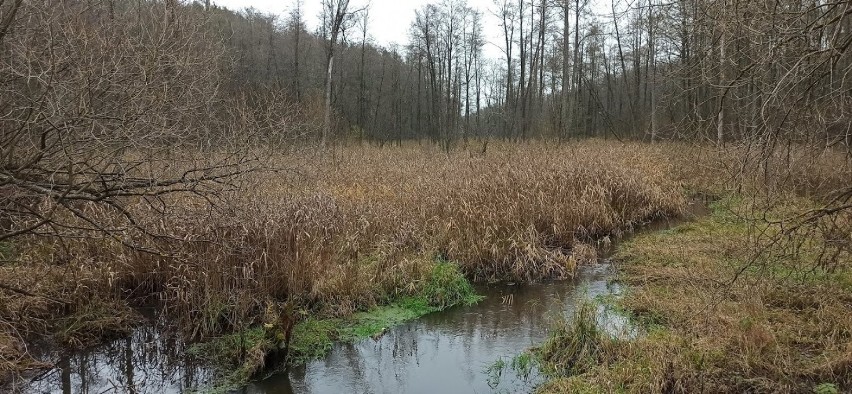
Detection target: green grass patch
<box><xmin>538</xmin><ymin>194</ymin><xmax>852</xmax><ymax>393</ymax></box>
<box><xmin>0</xmin><ymin>241</ymin><xmax>15</xmax><ymax>263</ymax></box>
<box><xmin>421</xmin><ymin>258</ymin><xmax>483</xmax><ymax>308</ymax></box>
<box><xmin>485</xmin><ymin>351</ymin><xmax>540</xmax><ymax>389</ymax></box>
<box><xmin>289</xmin><ymin>259</ymin><xmax>482</xmax><ymax>363</ymax></box>
<box><xmin>190</xmin><ymin>258</ymin><xmax>482</xmax><ymax>387</ymax></box>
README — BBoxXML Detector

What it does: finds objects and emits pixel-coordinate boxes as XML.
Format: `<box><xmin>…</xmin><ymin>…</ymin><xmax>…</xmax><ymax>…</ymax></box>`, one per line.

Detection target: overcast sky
<box><xmin>213</xmin><ymin>0</ymin><xmax>519</xmax><ymax>59</ymax></box>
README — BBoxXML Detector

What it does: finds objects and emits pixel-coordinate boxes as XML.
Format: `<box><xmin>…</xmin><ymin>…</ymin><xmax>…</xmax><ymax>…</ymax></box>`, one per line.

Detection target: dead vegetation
<box><xmin>538</xmin><ymin>188</ymin><xmax>852</xmax><ymax>393</ymax></box>
<box><xmin>0</xmin><ymin>140</ymin><xmax>687</xmax><ymax>383</ymax></box>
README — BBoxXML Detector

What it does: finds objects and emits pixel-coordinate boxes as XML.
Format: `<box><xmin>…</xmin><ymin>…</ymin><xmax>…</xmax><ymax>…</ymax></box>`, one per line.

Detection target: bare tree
<box><xmin>288</xmin><ymin>0</ymin><xmax>305</xmax><ymax>101</ymax></box>
<box><xmin>0</xmin><ymin>1</ymin><xmax>272</xmax><ymax>246</ymax></box>
<box><xmin>495</xmin><ymin>0</ymin><xmax>517</xmax><ymax>138</ymax></box>
<box><xmin>320</xmin><ymin>0</ymin><xmax>361</xmax><ymax>147</ymax></box>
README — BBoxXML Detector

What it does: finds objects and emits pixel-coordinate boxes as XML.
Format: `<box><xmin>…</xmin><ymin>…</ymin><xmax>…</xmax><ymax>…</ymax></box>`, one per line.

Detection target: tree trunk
<box><xmin>323</xmin><ymin>54</ymin><xmax>334</xmax><ymax>148</ymax></box>
<box><xmin>717</xmin><ymin>28</ymin><xmax>725</xmax><ymax>146</ymax></box>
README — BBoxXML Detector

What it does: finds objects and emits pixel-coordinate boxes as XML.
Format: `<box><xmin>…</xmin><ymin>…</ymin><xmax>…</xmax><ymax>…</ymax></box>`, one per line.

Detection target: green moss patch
<box><xmin>190</xmin><ymin>258</ymin><xmax>482</xmax><ymax>388</ymax></box>
<box><xmin>288</xmin><ymin>260</ymin><xmax>482</xmax><ymax>364</ymax></box>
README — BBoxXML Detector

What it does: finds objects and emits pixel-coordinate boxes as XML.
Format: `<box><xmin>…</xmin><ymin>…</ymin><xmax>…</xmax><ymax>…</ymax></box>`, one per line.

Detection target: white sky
<box><xmin>213</xmin><ymin>0</ymin><xmax>520</xmax><ymax>59</ymax></box>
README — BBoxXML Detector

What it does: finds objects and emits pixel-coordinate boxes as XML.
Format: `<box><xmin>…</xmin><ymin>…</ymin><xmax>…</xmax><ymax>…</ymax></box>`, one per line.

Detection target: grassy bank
<box><xmin>537</xmin><ymin>196</ymin><xmax>852</xmax><ymax>393</ymax></box>
<box><xmin>0</xmin><ymin>141</ymin><xmax>689</xmax><ymax>384</ymax></box>
<box><xmin>191</xmin><ymin>259</ymin><xmax>481</xmax><ymax>386</ymax></box>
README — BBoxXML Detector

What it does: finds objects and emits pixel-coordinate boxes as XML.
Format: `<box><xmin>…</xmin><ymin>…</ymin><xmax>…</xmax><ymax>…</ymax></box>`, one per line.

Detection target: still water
<box><xmin>244</xmin><ymin>264</ymin><xmax>624</xmax><ymax>394</ymax></box>
<box><xmin>17</xmin><ymin>263</ymin><xmax>623</xmax><ymax>394</ymax></box>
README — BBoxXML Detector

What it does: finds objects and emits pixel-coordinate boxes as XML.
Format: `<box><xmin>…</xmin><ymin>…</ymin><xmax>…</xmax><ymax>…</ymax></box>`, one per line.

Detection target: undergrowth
<box><xmin>538</xmin><ymin>196</ymin><xmax>852</xmax><ymax>394</ymax></box>
<box><xmin>1</xmin><ymin>141</ymin><xmax>688</xmax><ymax>385</ymax></box>
<box><xmin>189</xmin><ymin>258</ymin><xmax>482</xmax><ymax>387</ymax></box>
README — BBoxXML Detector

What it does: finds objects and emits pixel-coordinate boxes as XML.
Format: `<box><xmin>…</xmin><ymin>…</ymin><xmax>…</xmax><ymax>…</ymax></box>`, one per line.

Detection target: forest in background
<box><xmin>215</xmin><ymin>0</ymin><xmax>852</xmax><ymax>147</ymax></box>
<box><xmin>0</xmin><ymin>0</ymin><xmax>851</xmax><ymax>392</ymax></box>
<box><xmin>4</xmin><ymin>0</ymin><xmax>845</xmax><ymax>146</ymax></box>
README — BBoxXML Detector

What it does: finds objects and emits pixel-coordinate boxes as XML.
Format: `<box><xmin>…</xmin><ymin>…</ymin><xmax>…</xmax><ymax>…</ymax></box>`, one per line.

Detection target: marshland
<box><xmin>1</xmin><ymin>0</ymin><xmax>851</xmax><ymax>393</ymax></box>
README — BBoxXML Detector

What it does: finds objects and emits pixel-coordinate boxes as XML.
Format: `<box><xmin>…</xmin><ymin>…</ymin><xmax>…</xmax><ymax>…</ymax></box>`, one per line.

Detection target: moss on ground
<box><xmin>0</xmin><ymin>242</ymin><xmax>14</xmax><ymax>262</ymax></box>
<box><xmin>190</xmin><ymin>258</ymin><xmax>482</xmax><ymax>389</ymax></box>
<box><xmin>537</xmin><ymin>195</ymin><xmax>852</xmax><ymax>394</ymax></box>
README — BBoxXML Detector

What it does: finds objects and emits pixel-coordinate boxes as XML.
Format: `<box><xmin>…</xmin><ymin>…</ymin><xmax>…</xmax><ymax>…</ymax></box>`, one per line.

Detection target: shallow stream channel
<box><xmin>19</xmin><ymin>202</ymin><xmax>708</xmax><ymax>394</ymax></box>
<box><xmin>243</xmin><ymin>263</ymin><xmax>626</xmax><ymax>394</ymax></box>
<box><xmin>22</xmin><ymin>265</ymin><xmax>622</xmax><ymax>394</ymax></box>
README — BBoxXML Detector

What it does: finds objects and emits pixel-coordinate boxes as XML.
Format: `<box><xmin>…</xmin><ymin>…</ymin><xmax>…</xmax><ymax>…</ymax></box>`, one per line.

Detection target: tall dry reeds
<box><xmin>0</xmin><ymin>141</ymin><xmax>688</xmax><ymax>379</ymax></box>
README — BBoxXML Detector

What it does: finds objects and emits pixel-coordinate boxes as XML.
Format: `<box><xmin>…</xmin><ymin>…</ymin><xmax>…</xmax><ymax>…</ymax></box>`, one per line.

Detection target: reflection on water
<box><xmin>13</xmin><ymin>264</ymin><xmax>624</xmax><ymax>394</ymax></box>
<box><xmin>241</xmin><ymin>263</ymin><xmax>625</xmax><ymax>394</ymax></box>
<box><xmin>11</xmin><ymin>205</ymin><xmax>707</xmax><ymax>394</ymax></box>
<box><xmin>13</xmin><ymin>326</ymin><xmax>214</xmax><ymax>394</ymax></box>
<box><xmin>12</xmin><ymin>264</ymin><xmax>625</xmax><ymax>394</ymax></box>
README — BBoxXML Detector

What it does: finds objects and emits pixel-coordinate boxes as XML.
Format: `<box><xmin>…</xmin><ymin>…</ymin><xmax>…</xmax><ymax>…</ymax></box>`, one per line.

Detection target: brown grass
<box><xmin>0</xmin><ymin>140</ymin><xmax>689</xmax><ymax>380</ymax></box>
<box><xmin>538</xmin><ymin>197</ymin><xmax>852</xmax><ymax>394</ymax></box>
<box><xmin>143</xmin><ymin>141</ymin><xmax>686</xmax><ymax>332</ymax></box>
<box><xmin>5</xmin><ymin>139</ymin><xmax>846</xmax><ymax>387</ymax></box>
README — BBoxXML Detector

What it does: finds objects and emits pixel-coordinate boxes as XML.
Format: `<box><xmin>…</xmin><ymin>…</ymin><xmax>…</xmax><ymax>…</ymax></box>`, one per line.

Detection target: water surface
<box><xmin>242</xmin><ymin>263</ymin><xmax>623</xmax><ymax>394</ymax></box>
<box><xmin>18</xmin><ymin>326</ymin><xmax>214</xmax><ymax>394</ymax></box>
<box><xmin>16</xmin><ymin>264</ymin><xmax>619</xmax><ymax>394</ymax></box>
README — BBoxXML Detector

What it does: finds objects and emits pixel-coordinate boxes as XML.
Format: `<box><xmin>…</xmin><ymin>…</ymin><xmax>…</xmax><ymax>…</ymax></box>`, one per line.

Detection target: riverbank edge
<box><xmin>535</xmin><ymin>194</ymin><xmax>851</xmax><ymax>394</ymax></box>
<box><xmin>188</xmin><ymin>259</ymin><xmax>483</xmax><ymax>392</ymax></box>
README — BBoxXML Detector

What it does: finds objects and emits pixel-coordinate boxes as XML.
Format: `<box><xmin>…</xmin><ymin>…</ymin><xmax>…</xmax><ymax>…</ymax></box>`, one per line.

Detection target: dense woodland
<box><xmin>5</xmin><ymin>0</ymin><xmax>847</xmax><ymax>148</ymax></box>
<box><xmin>221</xmin><ymin>0</ymin><xmax>852</xmax><ymax>147</ymax></box>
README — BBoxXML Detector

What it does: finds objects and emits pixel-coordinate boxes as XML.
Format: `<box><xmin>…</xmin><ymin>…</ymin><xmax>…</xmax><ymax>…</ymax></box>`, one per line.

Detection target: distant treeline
<box><xmin>2</xmin><ymin>0</ymin><xmax>851</xmax><ymax>148</ymax></box>
<box><xmin>212</xmin><ymin>0</ymin><xmax>852</xmax><ymax>148</ymax></box>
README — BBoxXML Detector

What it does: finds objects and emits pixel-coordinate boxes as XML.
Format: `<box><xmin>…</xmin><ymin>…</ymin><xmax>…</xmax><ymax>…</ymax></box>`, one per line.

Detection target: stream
<box><xmin>243</xmin><ymin>264</ymin><xmax>626</xmax><ymax>394</ymax></box>
<box><xmin>17</xmin><ymin>264</ymin><xmax>624</xmax><ymax>394</ymax></box>
<box><xmin>16</xmin><ymin>202</ymin><xmax>707</xmax><ymax>394</ymax></box>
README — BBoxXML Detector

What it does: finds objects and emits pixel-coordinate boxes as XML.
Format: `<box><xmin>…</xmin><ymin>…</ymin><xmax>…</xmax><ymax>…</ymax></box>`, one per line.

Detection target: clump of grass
<box><xmin>511</xmin><ymin>351</ymin><xmax>538</xmax><ymax>380</ymax></box>
<box><xmin>0</xmin><ymin>242</ymin><xmax>13</xmax><ymax>263</ymax></box>
<box><xmin>485</xmin><ymin>299</ymin><xmax>624</xmax><ymax>391</ymax></box>
<box><xmin>485</xmin><ymin>357</ymin><xmax>508</xmax><ymax>388</ymax></box>
<box><xmin>815</xmin><ymin>383</ymin><xmax>840</xmax><ymax>394</ymax></box>
<box><xmin>537</xmin><ymin>301</ymin><xmax>616</xmax><ymax>377</ymax></box>
<box><xmin>539</xmin><ymin>195</ymin><xmax>852</xmax><ymax>393</ymax></box>
<box><xmin>191</xmin><ymin>258</ymin><xmax>481</xmax><ymax>384</ymax></box>
<box><xmin>187</xmin><ymin>327</ymin><xmax>269</xmax><ymax>383</ymax></box>
<box><xmin>421</xmin><ymin>259</ymin><xmax>483</xmax><ymax>308</ymax></box>
<box><xmin>54</xmin><ymin>299</ymin><xmax>138</xmax><ymax>348</ymax></box>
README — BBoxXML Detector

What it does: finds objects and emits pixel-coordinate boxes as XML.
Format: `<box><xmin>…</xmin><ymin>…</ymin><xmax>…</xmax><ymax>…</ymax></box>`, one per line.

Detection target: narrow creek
<box><xmin>244</xmin><ymin>263</ymin><xmax>625</xmax><ymax>394</ymax></box>
<box><xmin>17</xmin><ymin>202</ymin><xmax>708</xmax><ymax>394</ymax></box>
<box><xmin>20</xmin><ymin>264</ymin><xmax>621</xmax><ymax>394</ymax></box>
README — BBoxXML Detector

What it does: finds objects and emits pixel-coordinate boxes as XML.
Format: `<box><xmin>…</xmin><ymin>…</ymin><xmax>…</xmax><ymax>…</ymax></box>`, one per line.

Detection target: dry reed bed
<box><xmin>141</xmin><ymin>142</ymin><xmax>687</xmax><ymax>335</ymax></box>
<box><xmin>1</xmin><ymin>141</ymin><xmax>688</xmax><ymax>379</ymax></box>
<box><xmin>535</xmin><ymin>143</ymin><xmax>852</xmax><ymax>394</ymax></box>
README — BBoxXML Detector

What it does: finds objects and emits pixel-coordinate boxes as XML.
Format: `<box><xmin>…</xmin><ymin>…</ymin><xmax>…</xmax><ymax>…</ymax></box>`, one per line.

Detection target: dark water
<box><xmin>13</xmin><ymin>264</ymin><xmax>622</xmax><ymax>394</ymax></box>
<box><xmin>241</xmin><ymin>264</ymin><xmax>626</xmax><ymax>394</ymax></box>
<box><xmin>14</xmin><ymin>200</ymin><xmax>708</xmax><ymax>394</ymax></box>
<box><xmin>15</xmin><ymin>326</ymin><xmax>215</xmax><ymax>394</ymax></box>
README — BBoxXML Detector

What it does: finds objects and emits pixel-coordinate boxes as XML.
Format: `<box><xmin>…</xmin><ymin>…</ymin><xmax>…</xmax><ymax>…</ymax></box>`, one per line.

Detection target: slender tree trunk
<box><xmin>649</xmin><ymin>0</ymin><xmax>657</xmax><ymax>143</ymax></box>
<box><xmin>717</xmin><ymin>27</ymin><xmax>725</xmax><ymax>146</ymax></box>
<box><xmin>571</xmin><ymin>0</ymin><xmax>581</xmax><ymax>137</ymax></box>
<box><xmin>323</xmin><ymin>54</ymin><xmax>334</xmax><ymax>147</ymax></box>
<box><xmin>561</xmin><ymin>0</ymin><xmax>570</xmax><ymax>139</ymax></box>
<box><xmin>359</xmin><ymin>15</ymin><xmax>368</xmax><ymax>143</ymax></box>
